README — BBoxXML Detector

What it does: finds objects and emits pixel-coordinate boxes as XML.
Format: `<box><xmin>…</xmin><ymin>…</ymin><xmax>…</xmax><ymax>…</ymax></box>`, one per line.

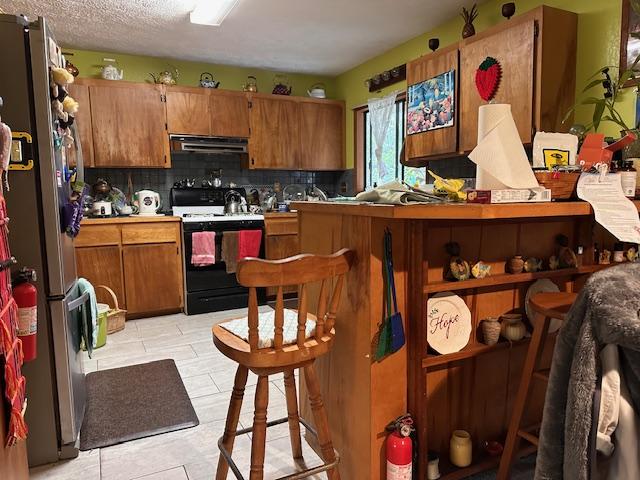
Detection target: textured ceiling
<box><xmin>1</xmin><ymin>0</ymin><xmax>471</xmax><ymax>75</ymax></box>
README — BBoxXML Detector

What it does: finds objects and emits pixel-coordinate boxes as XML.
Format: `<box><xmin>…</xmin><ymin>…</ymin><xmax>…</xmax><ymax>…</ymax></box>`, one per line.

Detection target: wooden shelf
<box><xmin>423</xmin><ymin>338</ymin><xmax>530</xmax><ymax>368</ymax></box>
<box><xmin>437</xmin><ymin>444</ymin><xmax>538</xmax><ymax>480</ymax></box>
<box><xmin>424</xmin><ymin>264</ymin><xmax>606</xmax><ymax>294</ymax></box>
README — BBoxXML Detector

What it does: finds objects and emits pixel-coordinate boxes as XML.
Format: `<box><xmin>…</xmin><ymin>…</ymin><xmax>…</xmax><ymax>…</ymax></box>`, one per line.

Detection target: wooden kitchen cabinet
<box><xmin>84</xmin><ymin>79</ymin><xmax>170</xmax><ymax>168</ymax></box>
<box><xmin>166</xmin><ymin>87</ymin><xmax>210</xmax><ymax>136</ymax></box>
<box><xmin>405</xmin><ymin>45</ymin><xmax>459</xmax><ymax>162</ymax></box>
<box><xmin>74</xmin><ymin>218</ymin><xmax>184</xmax><ymax>318</ymax></box>
<box><xmin>210</xmin><ymin>90</ymin><xmax>250</xmax><ymax>137</ymax></box>
<box><xmin>122</xmin><ymin>243</ymin><xmax>183</xmax><ymax>315</ymax></box>
<box><xmin>459</xmin><ymin>19</ymin><xmax>536</xmax><ymax>152</ymax></box>
<box><xmin>298</xmin><ymin>100</ymin><xmax>345</xmax><ymax>170</ymax></box>
<box><xmin>248</xmin><ymin>95</ymin><xmax>301</xmax><ymax>169</ymax></box>
<box><xmin>67</xmin><ymin>82</ymin><xmax>95</xmax><ymax>167</ymax></box>
<box><xmin>165</xmin><ymin>87</ymin><xmax>250</xmax><ymax>138</ymax></box>
<box><xmin>264</xmin><ymin>213</ymin><xmax>299</xmax><ymax>296</ymax></box>
<box><xmin>76</xmin><ymin>245</ymin><xmax>125</xmax><ymax>309</ymax></box>
<box><xmin>404</xmin><ymin>5</ymin><xmax>577</xmax><ymax>163</ymax></box>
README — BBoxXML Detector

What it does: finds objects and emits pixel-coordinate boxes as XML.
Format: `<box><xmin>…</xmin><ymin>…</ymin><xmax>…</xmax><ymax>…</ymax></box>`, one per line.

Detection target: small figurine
<box><xmin>548</xmin><ymin>255</ymin><xmax>560</xmax><ymax>270</ymax></box>
<box><xmin>445</xmin><ymin>242</ymin><xmax>470</xmax><ymax>281</ymax></box>
<box><xmin>627</xmin><ymin>247</ymin><xmax>638</xmax><ymax>262</ymax></box>
<box><xmin>472</xmin><ymin>261</ymin><xmax>491</xmax><ymax>279</ymax></box>
<box><xmin>524</xmin><ymin>257</ymin><xmax>543</xmax><ymax>273</ymax></box>
<box><xmin>599</xmin><ymin>250</ymin><xmax>611</xmax><ymax>265</ymax></box>
<box><xmin>556</xmin><ymin>234</ymin><xmax>578</xmax><ymax>268</ymax></box>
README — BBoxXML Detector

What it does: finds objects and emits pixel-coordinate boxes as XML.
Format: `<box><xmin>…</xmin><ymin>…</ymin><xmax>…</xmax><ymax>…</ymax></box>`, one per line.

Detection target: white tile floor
<box><xmin>29</xmin><ymin>307</ymin><xmax>325</xmax><ymax>480</ymax></box>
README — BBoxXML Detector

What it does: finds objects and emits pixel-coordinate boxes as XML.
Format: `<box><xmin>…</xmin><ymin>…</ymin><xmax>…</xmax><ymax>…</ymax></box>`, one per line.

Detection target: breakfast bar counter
<box><xmin>293</xmin><ymin>201</ymin><xmax>625</xmax><ymax>480</ymax></box>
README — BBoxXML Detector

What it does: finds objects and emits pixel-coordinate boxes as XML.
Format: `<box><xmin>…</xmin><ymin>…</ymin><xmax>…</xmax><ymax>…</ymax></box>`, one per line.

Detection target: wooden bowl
<box><xmin>534</xmin><ymin>171</ymin><xmax>580</xmax><ymax>200</ymax></box>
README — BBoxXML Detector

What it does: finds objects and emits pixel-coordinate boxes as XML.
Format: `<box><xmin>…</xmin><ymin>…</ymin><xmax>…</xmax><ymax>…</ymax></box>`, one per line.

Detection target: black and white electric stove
<box><xmin>171</xmin><ymin>186</ymin><xmax>266</xmax><ymax>315</ymax></box>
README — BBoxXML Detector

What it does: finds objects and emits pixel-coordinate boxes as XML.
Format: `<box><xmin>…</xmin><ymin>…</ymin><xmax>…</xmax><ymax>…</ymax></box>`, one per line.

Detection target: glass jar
<box><xmin>450</xmin><ymin>430</ymin><xmax>472</xmax><ymax>467</ymax></box>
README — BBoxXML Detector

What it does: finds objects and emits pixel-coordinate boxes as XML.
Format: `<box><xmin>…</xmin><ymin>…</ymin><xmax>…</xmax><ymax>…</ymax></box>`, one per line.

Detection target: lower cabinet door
<box><xmin>122</xmin><ymin>243</ymin><xmax>183</xmax><ymax>315</ymax></box>
<box><xmin>75</xmin><ymin>245</ymin><xmax>126</xmax><ymax>309</ymax></box>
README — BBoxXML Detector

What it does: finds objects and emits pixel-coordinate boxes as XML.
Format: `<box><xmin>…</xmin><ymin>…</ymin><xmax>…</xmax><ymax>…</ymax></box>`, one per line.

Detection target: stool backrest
<box><xmin>236</xmin><ymin>248</ymin><xmax>355</xmax><ymax>351</ymax></box>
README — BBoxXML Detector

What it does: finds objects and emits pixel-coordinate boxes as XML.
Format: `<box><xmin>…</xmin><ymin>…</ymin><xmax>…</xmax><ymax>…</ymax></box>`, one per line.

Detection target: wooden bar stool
<box><xmin>496</xmin><ymin>291</ymin><xmax>577</xmax><ymax>480</ymax></box>
<box><xmin>213</xmin><ymin>249</ymin><xmax>354</xmax><ymax>480</ymax></box>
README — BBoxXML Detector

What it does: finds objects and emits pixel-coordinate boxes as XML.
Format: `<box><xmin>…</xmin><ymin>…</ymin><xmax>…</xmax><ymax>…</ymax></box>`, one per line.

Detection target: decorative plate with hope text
<box><xmin>427</xmin><ymin>292</ymin><xmax>472</xmax><ymax>354</ymax></box>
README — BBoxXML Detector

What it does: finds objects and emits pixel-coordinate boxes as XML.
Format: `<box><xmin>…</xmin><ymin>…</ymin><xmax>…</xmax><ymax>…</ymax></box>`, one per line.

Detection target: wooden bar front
<box><xmin>294</xmin><ymin>201</ymin><xmax>631</xmax><ymax>480</ymax></box>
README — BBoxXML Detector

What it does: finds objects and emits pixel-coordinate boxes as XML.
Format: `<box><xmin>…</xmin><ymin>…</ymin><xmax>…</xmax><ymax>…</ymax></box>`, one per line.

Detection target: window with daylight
<box><xmin>360</xmin><ymin>96</ymin><xmax>425</xmax><ymax>190</ymax></box>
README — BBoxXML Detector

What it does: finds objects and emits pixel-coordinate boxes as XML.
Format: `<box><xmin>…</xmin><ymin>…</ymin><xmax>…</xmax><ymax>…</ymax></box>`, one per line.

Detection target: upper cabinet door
<box><xmin>405</xmin><ymin>46</ymin><xmax>459</xmax><ymax>161</ymax></box>
<box><xmin>459</xmin><ymin>19</ymin><xmax>536</xmax><ymax>152</ymax></box>
<box><xmin>89</xmin><ymin>82</ymin><xmax>170</xmax><ymax>168</ymax></box>
<box><xmin>166</xmin><ymin>88</ymin><xmax>210</xmax><ymax>136</ymax></box>
<box><xmin>298</xmin><ymin>100</ymin><xmax>345</xmax><ymax>170</ymax></box>
<box><xmin>248</xmin><ymin>96</ymin><xmax>300</xmax><ymax>169</ymax></box>
<box><xmin>67</xmin><ymin>82</ymin><xmax>94</xmax><ymax>167</ymax></box>
<box><xmin>210</xmin><ymin>90</ymin><xmax>250</xmax><ymax>138</ymax></box>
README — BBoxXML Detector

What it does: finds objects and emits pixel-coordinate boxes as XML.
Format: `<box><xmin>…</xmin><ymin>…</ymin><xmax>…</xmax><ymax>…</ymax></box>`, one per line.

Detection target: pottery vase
<box><xmin>462</xmin><ymin>23</ymin><xmax>476</xmax><ymax>38</ymax></box>
<box><xmin>500</xmin><ymin>314</ymin><xmax>526</xmax><ymax>341</ymax></box>
<box><xmin>481</xmin><ymin>318</ymin><xmax>501</xmax><ymax>346</ymax></box>
<box><xmin>507</xmin><ymin>255</ymin><xmax>524</xmax><ymax>274</ymax></box>
<box><xmin>450</xmin><ymin>430</ymin><xmax>472</xmax><ymax>467</ymax></box>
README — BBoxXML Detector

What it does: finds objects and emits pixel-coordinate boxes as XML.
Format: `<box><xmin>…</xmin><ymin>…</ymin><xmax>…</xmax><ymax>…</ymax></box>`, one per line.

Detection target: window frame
<box><xmin>353</xmin><ymin>92</ymin><xmax>412</xmax><ymax>192</ymax></box>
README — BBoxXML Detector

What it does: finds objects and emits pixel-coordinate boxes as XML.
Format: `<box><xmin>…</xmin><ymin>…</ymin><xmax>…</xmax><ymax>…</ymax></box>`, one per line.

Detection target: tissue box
<box><xmin>466</xmin><ymin>188</ymin><xmax>552</xmax><ymax>204</ymax></box>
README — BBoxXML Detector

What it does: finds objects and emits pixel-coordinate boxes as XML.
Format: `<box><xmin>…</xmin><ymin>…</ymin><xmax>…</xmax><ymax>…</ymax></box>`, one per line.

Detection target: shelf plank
<box><xmin>424</xmin><ymin>264</ymin><xmax>607</xmax><ymax>294</ymax></box>
<box><xmin>423</xmin><ymin>338</ymin><xmax>530</xmax><ymax>368</ymax></box>
<box><xmin>438</xmin><ymin>444</ymin><xmax>538</xmax><ymax>480</ymax></box>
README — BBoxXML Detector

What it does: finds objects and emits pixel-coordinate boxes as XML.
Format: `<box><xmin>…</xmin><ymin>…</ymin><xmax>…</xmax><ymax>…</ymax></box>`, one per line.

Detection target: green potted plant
<box><xmin>566</xmin><ymin>1</ymin><xmax>640</xmax><ymax>157</ymax></box>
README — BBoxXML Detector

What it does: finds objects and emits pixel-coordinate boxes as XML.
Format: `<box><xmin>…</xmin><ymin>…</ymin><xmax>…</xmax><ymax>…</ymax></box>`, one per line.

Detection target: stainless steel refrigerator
<box><xmin>0</xmin><ymin>15</ymin><xmax>88</xmax><ymax>466</ymax></box>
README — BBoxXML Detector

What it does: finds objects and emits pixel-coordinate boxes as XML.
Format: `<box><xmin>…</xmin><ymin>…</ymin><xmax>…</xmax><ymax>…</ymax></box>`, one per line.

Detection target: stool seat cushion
<box><xmin>219</xmin><ymin>309</ymin><xmax>316</xmax><ymax>349</ymax></box>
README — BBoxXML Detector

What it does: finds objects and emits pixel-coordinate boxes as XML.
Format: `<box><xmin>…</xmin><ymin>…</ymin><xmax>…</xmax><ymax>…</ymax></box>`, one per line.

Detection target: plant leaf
<box><xmin>620</xmin><ymin>69</ymin><xmax>637</xmax><ymax>86</ymax></box>
<box><xmin>562</xmin><ymin>105</ymin><xmax>577</xmax><ymax>124</ymax></box>
<box><xmin>581</xmin><ymin>96</ymin><xmax>606</xmax><ymax>105</ymax></box>
<box><xmin>593</xmin><ymin>100</ymin><xmax>605</xmax><ymax>131</ymax></box>
<box><xmin>582</xmin><ymin>78</ymin><xmax>604</xmax><ymax>92</ymax></box>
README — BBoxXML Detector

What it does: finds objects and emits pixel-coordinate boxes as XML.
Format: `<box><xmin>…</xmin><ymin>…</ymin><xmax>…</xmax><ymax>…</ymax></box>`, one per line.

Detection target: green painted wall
<box><xmin>64</xmin><ymin>48</ymin><xmax>337</xmax><ymax>99</ymax></box>
<box><xmin>336</xmin><ymin>0</ymin><xmax>632</xmax><ymax>168</ymax></box>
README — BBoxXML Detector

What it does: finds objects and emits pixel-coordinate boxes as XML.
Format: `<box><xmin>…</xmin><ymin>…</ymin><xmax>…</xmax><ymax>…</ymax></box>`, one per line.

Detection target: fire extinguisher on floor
<box><xmin>13</xmin><ymin>268</ymin><xmax>38</xmax><ymax>362</ymax></box>
<box><xmin>386</xmin><ymin>414</ymin><xmax>415</xmax><ymax>480</ymax></box>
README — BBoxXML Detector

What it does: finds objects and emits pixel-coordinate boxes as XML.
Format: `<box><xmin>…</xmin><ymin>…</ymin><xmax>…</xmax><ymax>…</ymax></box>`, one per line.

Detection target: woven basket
<box><xmin>534</xmin><ymin>171</ymin><xmax>580</xmax><ymax>200</ymax></box>
<box><xmin>96</xmin><ymin>285</ymin><xmax>126</xmax><ymax>334</ymax></box>
<box><xmin>481</xmin><ymin>318</ymin><xmax>501</xmax><ymax>346</ymax></box>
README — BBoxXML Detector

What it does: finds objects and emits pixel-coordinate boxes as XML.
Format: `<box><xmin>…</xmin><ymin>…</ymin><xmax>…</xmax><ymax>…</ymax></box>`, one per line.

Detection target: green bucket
<box><xmin>95</xmin><ymin>304</ymin><xmax>109</xmax><ymax>348</ymax></box>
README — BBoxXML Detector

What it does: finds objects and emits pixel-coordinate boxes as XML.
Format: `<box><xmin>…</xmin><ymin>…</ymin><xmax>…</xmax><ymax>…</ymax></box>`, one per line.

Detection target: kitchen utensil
<box><xmin>133</xmin><ymin>190</ymin><xmax>161</xmax><ymax>216</ymax></box>
<box><xmin>149</xmin><ymin>67</ymin><xmax>179</xmax><ymax>85</ymax></box>
<box><xmin>525</xmin><ymin>279</ymin><xmax>562</xmax><ymax>332</ymax></box>
<box><xmin>211</xmin><ymin>168</ymin><xmax>222</xmax><ymax>188</ymax></box>
<box><xmin>243</xmin><ymin>75</ymin><xmax>258</xmax><ymax>92</ymax></box>
<box><xmin>282</xmin><ymin>184</ymin><xmax>307</xmax><ymax>203</ymax></box>
<box><xmin>307</xmin><ymin>83</ymin><xmax>326</xmax><ymax>98</ymax></box>
<box><xmin>426</xmin><ymin>292</ymin><xmax>472</xmax><ymax>354</ymax></box>
<box><xmin>261</xmin><ymin>192</ymin><xmax>277</xmax><ymax>212</ymax></box>
<box><xmin>224</xmin><ymin>190</ymin><xmax>243</xmax><ymax>215</ymax></box>
<box><xmin>199</xmin><ymin>72</ymin><xmax>220</xmax><ymax>89</ymax></box>
<box><xmin>119</xmin><ymin>205</ymin><xmax>133</xmax><ymax>216</ymax></box>
<box><xmin>272</xmin><ymin>74</ymin><xmax>292</xmax><ymax>95</ymax></box>
<box><xmin>92</xmin><ymin>201</ymin><xmax>112</xmax><ymax>217</ymax></box>
<box><xmin>101</xmin><ymin>58</ymin><xmax>123</xmax><ymax>80</ymax></box>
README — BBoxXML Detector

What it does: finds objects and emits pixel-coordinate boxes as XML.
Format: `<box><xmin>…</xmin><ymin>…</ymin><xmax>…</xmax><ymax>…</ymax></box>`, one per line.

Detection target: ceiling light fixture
<box><xmin>190</xmin><ymin>0</ymin><xmax>240</xmax><ymax>26</ymax></box>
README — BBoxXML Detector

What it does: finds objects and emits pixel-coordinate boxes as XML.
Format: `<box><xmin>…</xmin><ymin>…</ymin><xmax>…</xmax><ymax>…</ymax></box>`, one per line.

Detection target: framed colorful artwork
<box><xmin>407</xmin><ymin>69</ymin><xmax>455</xmax><ymax>135</ymax></box>
<box><xmin>620</xmin><ymin>0</ymin><xmax>640</xmax><ymax>87</ymax></box>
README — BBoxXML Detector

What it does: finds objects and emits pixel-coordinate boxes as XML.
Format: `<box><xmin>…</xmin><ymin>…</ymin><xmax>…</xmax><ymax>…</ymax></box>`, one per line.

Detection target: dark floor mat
<box><xmin>80</xmin><ymin>359</ymin><xmax>199</xmax><ymax>450</ymax></box>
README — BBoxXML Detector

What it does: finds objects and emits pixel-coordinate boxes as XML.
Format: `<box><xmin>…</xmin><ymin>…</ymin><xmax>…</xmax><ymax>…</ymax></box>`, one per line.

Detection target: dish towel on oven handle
<box><xmin>221</xmin><ymin>231</ymin><xmax>239</xmax><ymax>274</ymax></box>
<box><xmin>238</xmin><ymin>230</ymin><xmax>262</xmax><ymax>259</ymax></box>
<box><xmin>191</xmin><ymin>231</ymin><xmax>216</xmax><ymax>266</ymax></box>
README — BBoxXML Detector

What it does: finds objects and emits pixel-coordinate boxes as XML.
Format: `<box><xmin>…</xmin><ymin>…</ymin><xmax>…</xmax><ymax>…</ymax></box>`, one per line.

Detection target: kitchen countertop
<box><xmin>292</xmin><ymin>200</ymin><xmax>640</xmax><ymax>220</ymax></box>
<box><xmin>81</xmin><ymin>215</ymin><xmax>181</xmax><ymax>225</ymax></box>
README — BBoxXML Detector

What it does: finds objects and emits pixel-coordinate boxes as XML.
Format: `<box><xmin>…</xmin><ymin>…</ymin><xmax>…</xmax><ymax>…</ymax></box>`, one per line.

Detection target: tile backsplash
<box><xmin>85</xmin><ymin>153</ymin><xmax>354</xmax><ymax>207</ymax></box>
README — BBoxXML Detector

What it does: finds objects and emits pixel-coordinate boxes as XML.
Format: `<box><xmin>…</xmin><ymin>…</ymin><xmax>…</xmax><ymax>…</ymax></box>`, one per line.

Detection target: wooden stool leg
<box><xmin>284</xmin><ymin>369</ymin><xmax>303</xmax><ymax>459</ymax></box>
<box><xmin>304</xmin><ymin>363</ymin><xmax>340</xmax><ymax>480</ymax></box>
<box><xmin>497</xmin><ymin>313</ymin><xmax>551</xmax><ymax>480</ymax></box>
<box><xmin>216</xmin><ymin>365</ymin><xmax>249</xmax><ymax>480</ymax></box>
<box><xmin>250</xmin><ymin>375</ymin><xmax>270</xmax><ymax>480</ymax></box>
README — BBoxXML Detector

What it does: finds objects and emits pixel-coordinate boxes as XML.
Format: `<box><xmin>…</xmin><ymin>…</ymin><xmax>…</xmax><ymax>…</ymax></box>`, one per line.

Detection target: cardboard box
<box><xmin>466</xmin><ymin>188</ymin><xmax>552</xmax><ymax>204</ymax></box>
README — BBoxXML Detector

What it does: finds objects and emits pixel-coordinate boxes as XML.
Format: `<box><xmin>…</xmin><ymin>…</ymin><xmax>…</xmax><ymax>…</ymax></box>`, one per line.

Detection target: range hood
<box><xmin>170</xmin><ymin>135</ymin><xmax>248</xmax><ymax>155</ymax></box>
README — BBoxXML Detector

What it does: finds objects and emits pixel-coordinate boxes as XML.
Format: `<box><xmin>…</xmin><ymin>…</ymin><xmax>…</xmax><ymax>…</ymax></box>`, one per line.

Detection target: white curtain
<box><xmin>368</xmin><ymin>91</ymin><xmax>398</xmax><ymax>179</ymax></box>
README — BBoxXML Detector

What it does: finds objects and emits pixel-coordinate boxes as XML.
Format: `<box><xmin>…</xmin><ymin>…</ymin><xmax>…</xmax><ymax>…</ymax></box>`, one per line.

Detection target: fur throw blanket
<box><xmin>535</xmin><ymin>263</ymin><xmax>640</xmax><ymax>479</ymax></box>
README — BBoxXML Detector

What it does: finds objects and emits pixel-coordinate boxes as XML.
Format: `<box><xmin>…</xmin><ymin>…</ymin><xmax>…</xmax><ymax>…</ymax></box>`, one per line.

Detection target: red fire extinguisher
<box><xmin>386</xmin><ymin>414</ymin><xmax>414</xmax><ymax>480</ymax></box>
<box><xmin>13</xmin><ymin>268</ymin><xmax>38</xmax><ymax>362</ymax></box>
